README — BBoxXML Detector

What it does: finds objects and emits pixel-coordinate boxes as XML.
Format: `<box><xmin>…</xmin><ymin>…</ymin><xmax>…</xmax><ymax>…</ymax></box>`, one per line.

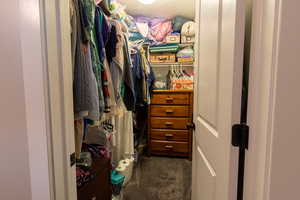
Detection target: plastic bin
<box><xmin>111</xmin><ymin>170</ymin><xmax>125</xmax><ymax>196</ymax></box>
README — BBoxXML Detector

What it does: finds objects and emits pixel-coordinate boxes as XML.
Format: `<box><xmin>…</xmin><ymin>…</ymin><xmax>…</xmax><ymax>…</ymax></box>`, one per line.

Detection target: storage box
<box><xmin>150</xmin><ymin>52</ymin><xmax>176</xmax><ymax>63</ymax></box>
<box><xmin>166</xmin><ymin>33</ymin><xmax>181</xmax><ymax>44</ymax></box>
<box><xmin>181</xmin><ymin>21</ymin><xmax>196</xmax><ymax>44</ymax></box>
<box><xmin>181</xmin><ymin>35</ymin><xmax>195</xmax><ymax>44</ymax></box>
<box><xmin>177</xmin><ymin>57</ymin><xmax>194</xmax><ymax>63</ymax></box>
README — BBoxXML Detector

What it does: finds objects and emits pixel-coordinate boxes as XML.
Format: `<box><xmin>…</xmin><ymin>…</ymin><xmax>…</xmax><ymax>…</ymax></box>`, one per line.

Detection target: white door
<box><xmin>192</xmin><ymin>0</ymin><xmax>245</xmax><ymax>199</ymax></box>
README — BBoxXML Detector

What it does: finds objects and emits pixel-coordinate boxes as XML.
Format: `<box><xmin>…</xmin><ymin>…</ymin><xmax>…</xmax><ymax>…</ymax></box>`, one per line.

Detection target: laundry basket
<box><xmin>111</xmin><ymin>170</ymin><xmax>125</xmax><ymax>196</ymax></box>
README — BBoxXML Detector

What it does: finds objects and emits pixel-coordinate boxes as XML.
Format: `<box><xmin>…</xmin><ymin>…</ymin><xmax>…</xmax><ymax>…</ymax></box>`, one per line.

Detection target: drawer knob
<box><xmin>165</xmin><ymin>133</ymin><xmax>174</xmax><ymax>138</ymax></box>
<box><xmin>165</xmin><ymin>122</ymin><xmax>173</xmax><ymax>127</ymax></box>
<box><xmin>165</xmin><ymin>97</ymin><xmax>174</xmax><ymax>102</ymax></box>
<box><xmin>165</xmin><ymin>109</ymin><xmax>174</xmax><ymax>114</ymax></box>
<box><xmin>165</xmin><ymin>145</ymin><xmax>174</xmax><ymax>150</ymax></box>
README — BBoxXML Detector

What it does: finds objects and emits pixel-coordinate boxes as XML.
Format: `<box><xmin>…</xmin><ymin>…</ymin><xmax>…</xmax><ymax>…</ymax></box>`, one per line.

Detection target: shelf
<box><xmin>150</xmin><ymin>62</ymin><xmax>194</xmax><ymax>67</ymax></box>
<box><xmin>178</xmin><ymin>43</ymin><xmax>194</xmax><ymax>47</ymax></box>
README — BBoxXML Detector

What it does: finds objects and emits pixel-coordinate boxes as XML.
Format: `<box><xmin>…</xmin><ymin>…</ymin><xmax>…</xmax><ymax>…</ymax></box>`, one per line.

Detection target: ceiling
<box><xmin>118</xmin><ymin>0</ymin><xmax>195</xmax><ymax>19</ymax></box>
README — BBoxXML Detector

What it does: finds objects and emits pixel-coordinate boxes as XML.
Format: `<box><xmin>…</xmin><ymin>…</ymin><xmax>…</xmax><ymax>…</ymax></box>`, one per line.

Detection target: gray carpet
<box><xmin>123</xmin><ymin>156</ymin><xmax>192</xmax><ymax>200</ymax></box>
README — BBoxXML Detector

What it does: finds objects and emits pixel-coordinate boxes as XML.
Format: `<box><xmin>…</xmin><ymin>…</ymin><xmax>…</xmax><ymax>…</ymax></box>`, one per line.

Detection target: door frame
<box><xmin>39</xmin><ymin>0</ymin><xmax>77</xmax><ymax>199</ymax></box>
<box><xmin>244</xmin><ymin>0</ymin><xmax>282</xmax><ymax>199</ymax></box>
<box><xmin>34</xmin><ymin>0</ymin><xmax>282</xmax><ymax>199</ymax></box>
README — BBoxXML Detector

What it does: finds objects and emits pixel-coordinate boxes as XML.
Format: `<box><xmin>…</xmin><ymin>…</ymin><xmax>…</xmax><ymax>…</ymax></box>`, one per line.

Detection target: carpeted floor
<box><xmin>123</xmin><ymin>156</ymin><xmax>192</xmax><ymax>200</ymax></box>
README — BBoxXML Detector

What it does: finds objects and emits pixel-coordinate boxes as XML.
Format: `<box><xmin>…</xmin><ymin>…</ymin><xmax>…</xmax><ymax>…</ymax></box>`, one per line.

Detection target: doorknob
<box><xmin>186</xmin><ymin>122</ymin><xmax>196</xmax><ymax>130</ymax></box>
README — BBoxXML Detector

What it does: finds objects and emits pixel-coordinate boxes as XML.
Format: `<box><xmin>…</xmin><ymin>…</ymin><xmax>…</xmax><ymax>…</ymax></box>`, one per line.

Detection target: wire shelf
<box><xmin>150</xmin><ymin>62</ymin><xmax>194</xmax><ymax>67</ymax></box>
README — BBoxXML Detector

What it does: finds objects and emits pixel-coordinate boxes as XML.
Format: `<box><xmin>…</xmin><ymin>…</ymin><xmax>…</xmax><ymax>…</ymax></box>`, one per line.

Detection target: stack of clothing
<box><xmin>149</xmin><ymin>44</ymin><xmax>180</xmax><ymax>53</ymax></box>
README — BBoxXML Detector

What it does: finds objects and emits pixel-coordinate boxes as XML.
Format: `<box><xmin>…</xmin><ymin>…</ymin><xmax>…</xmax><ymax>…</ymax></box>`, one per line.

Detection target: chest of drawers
<box><xmin>148</xmin><ymin>90</ymin><xmax>193</xmax><ymax>159</ymax></box>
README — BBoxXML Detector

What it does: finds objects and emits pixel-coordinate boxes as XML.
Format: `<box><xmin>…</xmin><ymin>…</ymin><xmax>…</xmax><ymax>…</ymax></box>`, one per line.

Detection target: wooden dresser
<box><xmin>148</xmin><ymin>90</ymin><xmax>193</xmax><ymax>159</ymax></box>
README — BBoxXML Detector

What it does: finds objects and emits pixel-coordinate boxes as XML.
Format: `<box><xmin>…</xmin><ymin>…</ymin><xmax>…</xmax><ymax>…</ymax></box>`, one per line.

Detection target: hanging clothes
<box><xmin>131</xmin><ymin>51</ymin><xmax>145</xmax><ymax>106</ymax></box>
<box><xmin>112</xmin><ymin>111</ymin><xmax>134</xmax><ymax>164</ymax></box>
<box><xmin>121</xmin><ymin>36</ymin><xmax>135</xmax><ymax>111</ymax></box>
<box><xmin>70</xmin><ymin>0</ymin><xmax>156</xmax><ymax>166</ymax></box>
<box><xmin>94</xmin><ymin>7</ymin><xmax>118</xmax><ymax>114</ymax></box>
<box><xmin>72</xmin><ymin>0</ymin><xmax>100</xmax><ymax>120</ymax></box>
<box><xmin>109</xmin><ymin>20</ymin><xmax>127</xmax><ymax>115</ymax></box>
<box><xmin>131</xmin><ymin>48</ymin><xmax>156</xmax><ymax>107</ymax></box>
<box><xmin>105</xmin><ymin>24</ymin><xmax>118</xmax><ymax>64</ymax></box>
<box><xmin>70</xmin><ymin>0</ymin><xmax>77</xmax><ymax>76</ymax></box>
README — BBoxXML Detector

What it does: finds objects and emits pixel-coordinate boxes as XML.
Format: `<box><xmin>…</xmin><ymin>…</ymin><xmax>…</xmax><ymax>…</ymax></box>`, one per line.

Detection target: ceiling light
<box><xmin>138</xmin><ymin>0</ymin><xmax>156</xmax><ymax>4</ymax></box>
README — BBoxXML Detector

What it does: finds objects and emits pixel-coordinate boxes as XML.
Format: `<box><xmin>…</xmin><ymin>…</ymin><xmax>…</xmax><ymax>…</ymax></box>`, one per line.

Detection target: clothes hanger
<box><xmin>176</xmin><ymin>65</ymin><xmax>181</xmax><ymax>78</ymax></box>
<box><xmin>98</xmin><ymin>1</ymin><xmax>112</xmax><ymax>17</ymax></box>
<box><xmin>170</xmin><ymin>65</ymin><xmax>174</xmax><ymax>78</ymax></box>
<box><xmin>179</xmin><ymin>64</ymin><xmax>184</xmax><ymax>77</ymax></box>
<box><xmin>95</xmin><ymin>0</ymin><xmax>103</xmax><ymax>4</ymax></box>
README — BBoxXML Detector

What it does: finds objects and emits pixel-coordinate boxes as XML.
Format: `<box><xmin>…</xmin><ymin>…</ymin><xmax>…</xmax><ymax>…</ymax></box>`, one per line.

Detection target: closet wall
<box><xmin>0</xmin><ymin>0</ymin><xmax>52</xmax><ymax>200</ymax></box>
<box><xmin>119</xmin><ymin>0</ymin><xmax>195</xmax><ymax>19</ymax></box>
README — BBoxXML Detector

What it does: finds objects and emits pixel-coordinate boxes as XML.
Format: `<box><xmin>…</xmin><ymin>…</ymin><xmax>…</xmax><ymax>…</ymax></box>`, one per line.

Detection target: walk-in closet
<box><xmin>71</xmin><ymin>0</ymin><xmax>195</xmax><ymax>199</ymax></box>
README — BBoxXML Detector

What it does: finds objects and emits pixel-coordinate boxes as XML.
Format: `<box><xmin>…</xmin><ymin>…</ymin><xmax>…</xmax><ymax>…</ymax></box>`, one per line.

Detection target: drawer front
<box><xmin>151</xmin><ymin>129</ymin><xmax>189</xmax><ymax>142</ymax></box>
<box><xmin>151</xmin><ymin>140</ymin><xmax>189</xmax><ymax>153</ymax></box>
<box><xmin>151</xmin><ymin>105</ymin><xmax>189</xmax><ymax>117</ymax></box>
<box><xmin>151</xmin><ymin>94</ymin><xmax>189</xmax><ymax>105</ymax></box>
<box><xmin>151</xmin><ymin>117</ymin><xmax>189</xmax><ymax>130</ymax></box>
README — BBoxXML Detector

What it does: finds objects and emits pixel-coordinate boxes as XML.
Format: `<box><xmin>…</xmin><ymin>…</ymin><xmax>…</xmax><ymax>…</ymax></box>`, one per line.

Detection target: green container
<box><xmin>111</xmin><ymin>170</ymin><xmax>125</xmax><ymax>195</ymax></box>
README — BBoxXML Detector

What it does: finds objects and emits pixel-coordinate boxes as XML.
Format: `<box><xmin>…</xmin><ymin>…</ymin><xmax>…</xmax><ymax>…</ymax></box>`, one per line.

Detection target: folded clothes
<box><xmin>136</xmin><ymin>22</ymin><xmax>149</xmax><ymax>37</ymax></box>
<box><xmin>129</xmin><ymin>31</ymin><xmax>144</xmax><ymax>41</ymax></box>
<box><xmin>177</xmin><ymin>56</ymin><xmax>194</xmax><ymax>58</ymax></box>
<box><xmin>150</xmin><ymin>44</ymin><xmax>180</xmax><ymax>53</ymax></box>
<box><xmin>134</xmin><ymin>16</ymin><xmax>167</xmax><ymax>28</ymax></box>
<box><xmin>172</xmin><ymin>16</ymin><xmax>192</xmax><ymax>32</ymax></box>
<box><xmin>150</xmin><ymin>20</ymin><xmax>173</xmax><ymax>42</ymax></box>
<box><xmin>177</xmin><ymin>46</ymin><xmax>194</xmax><ymax>57</ymax></box>
<box><xmin>82</xmin><ymin>143</ymin><xmax>111</xmax><ymax>159</ymax></box>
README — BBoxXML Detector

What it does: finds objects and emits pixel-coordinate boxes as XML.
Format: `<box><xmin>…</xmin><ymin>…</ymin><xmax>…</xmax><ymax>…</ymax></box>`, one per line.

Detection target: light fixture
<box><xmin>138</xmin><ymin>0</ymin><xmax>156</xmax><ymax>4</ymax></box>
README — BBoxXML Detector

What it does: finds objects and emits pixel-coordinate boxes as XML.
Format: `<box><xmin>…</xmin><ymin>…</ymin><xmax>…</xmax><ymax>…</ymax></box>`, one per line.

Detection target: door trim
<box><xmin>245</xmin><ymin>0</ymin><xmax>282</xmax><ymax>199</ymax></box>
<box><xmin>34</xmin><ymin>0</ymin><xmax>283</xmax><ymax>199</ymax></box>
<box><xmin>41</xmin><ymin>0</ymin><xmax>77</xmax><ymax>199</ymax></box>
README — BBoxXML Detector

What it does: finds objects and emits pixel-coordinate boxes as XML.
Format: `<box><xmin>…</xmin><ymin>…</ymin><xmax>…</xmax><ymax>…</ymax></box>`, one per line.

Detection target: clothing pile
<box><xmin>76</xmin><ymin>167</ymin><xmax>96</xmax><ymax>188</ymax></box>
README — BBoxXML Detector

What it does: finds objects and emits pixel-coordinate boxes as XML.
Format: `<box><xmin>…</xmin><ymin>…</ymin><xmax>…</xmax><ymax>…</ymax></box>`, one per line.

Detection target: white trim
<box><xmin>36</xmin><ymin>0</ymin><xmax>289</xmax><ymax>199</ymax></box>
<box><xmin>42</xmin><ymin>0</ymin><xmax>77</xmax><ymax>199</ymax></box>
<box><xmin>244</xmin><ymin>0</ymin><xmax>282</xmax><ymax>199</ymax></box>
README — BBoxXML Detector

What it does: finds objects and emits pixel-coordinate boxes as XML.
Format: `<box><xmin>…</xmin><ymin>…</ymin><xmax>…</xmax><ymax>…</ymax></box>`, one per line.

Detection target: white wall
<box><xmin>0</xmin><ymin>1</ymin><xmax>32</xmax><ymax>199</ymax></box>
<box><xmin>0</xmin><ymin>1</ymin><xmax>51</xmax><ymax>200</ymax></box>
<box><xmin>119</xmin><ymin>0</ymin><xmax>195</xmax><ymax>19</ymax></box>
<box><xmin>267</xmin><ymin>1</ymin><xmax>300</xmax><ymax>199</ymax></box>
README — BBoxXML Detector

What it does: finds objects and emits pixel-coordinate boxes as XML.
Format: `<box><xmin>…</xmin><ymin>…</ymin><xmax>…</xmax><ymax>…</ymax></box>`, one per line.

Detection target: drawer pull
<box><xmin>165</xmin><ymin>133</ymin><xmax>174</xmax><ymax>138</ymax></box>
<box><xmin>158</xmin><ymin>57</ymin><xmax>168</xmax><ymax>61</ymax></box>
<box><xmin>165</xmin><ymin>97</ymin><xmax>174</xmax><ymax>102</ymax></box>
<box><xmin>165</xmin><ymin>122</ymin><xmax>173</xmax><ymax>127</ymax></box>
<box><xmin>165</xmin><ymin>109</ymin><xmax>174</xmax><ymax>114</ymax></box>
<box><xmin>165</xmin><ymin>145</ymin><xmax>174</xmax><ymax>150</ymax></box>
